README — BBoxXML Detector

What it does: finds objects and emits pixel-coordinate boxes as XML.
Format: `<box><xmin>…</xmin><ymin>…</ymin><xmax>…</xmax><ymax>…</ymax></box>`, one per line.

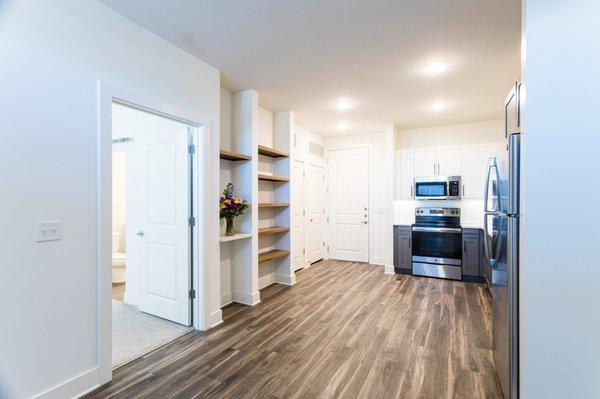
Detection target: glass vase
<box><xmin>225</xmin><ymin>216</ymin><xmax>235</xmax><ymax>236</ymax></box>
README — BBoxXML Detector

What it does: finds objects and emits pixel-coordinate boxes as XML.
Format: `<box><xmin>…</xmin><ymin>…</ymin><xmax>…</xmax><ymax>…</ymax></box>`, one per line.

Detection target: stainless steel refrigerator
<box><xmin>484</xmin><ymin>82</ymin><xmax>521</xmax><ymax>399</ymax></box>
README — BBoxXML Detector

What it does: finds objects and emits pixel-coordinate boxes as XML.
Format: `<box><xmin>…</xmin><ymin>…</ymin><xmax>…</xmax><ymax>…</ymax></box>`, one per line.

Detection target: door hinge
<box><xmin>189</xmin><ymin>144</ymin><xmax>196</xmax><ymax>154</ymax></box>
<box><xmin>303</xmin><ymin>210</ymin><xmax>306</xmax><ymax>216</ymax></box>
<box><xmin>327</xmin><ymin>217</ymin><xmax>330</xmax><ymax>222</ymax></box>
<box><xmin>303</xmin><ymin>248</ymin><xmax>306</xmax><ymax>254</ymax></box>
<box><xmin>327</xmin><ymin>246</ymin><xmax>330</xmax><ymax>252</ymax></box>
<box><xmin>188</xmin><ymin>289</ymin><xmax>196</xmax><ymax>299</ymax></box>
<box><xmin>323</xmin><ymin>241</ymin><xmax>325</xmax><ymax>247</ymax></box>
<box><xmin>188</xmin><ymin>216</ymin><xmax>196</xmax><ymax>227</ymax></box>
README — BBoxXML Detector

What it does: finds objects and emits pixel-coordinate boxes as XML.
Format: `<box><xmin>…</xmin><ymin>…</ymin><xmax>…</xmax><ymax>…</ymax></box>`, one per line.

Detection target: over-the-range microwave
<box><xmin>414</xmin><ymin>176</ymin><xmax>461</xmax><ymax>200</ymax></box>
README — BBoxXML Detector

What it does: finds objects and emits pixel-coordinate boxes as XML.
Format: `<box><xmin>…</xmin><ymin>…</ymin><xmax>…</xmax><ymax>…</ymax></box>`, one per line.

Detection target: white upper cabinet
<box><xmin>436</xmin><ymin>147</ymin><xmax>462</xmax><ymax>176</ymax></box>
<box><xmin>413</xmin><ymin>148</ymin><xmax>438</xmax><ymax>177</ymax></box>
<box><xmin>396</xmin><ymin>149</ymin><xmax>414</xmax><ymax>198</ymax></box>
<box><xmin>461</xmin><ymin>143</ymin><xmax>498</xmax><ymax>199</ymax></box>
<box><xmin>397</xmin><ymin>142</ymin><xmax>499</xmax><ymax>200</ymax></box>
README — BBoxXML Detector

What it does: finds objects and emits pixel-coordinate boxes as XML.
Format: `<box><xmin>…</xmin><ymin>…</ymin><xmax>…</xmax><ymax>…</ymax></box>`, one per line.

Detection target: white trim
<box><xmin>274</xmin><ymin>273</ymin><xmax>297</xmax><ymax>285</ymax></box>
<box><xmin>209</xmin><ymin>309</ymin><xmax>224</xmax><ymax>328</ymax></box>
<box><xmin>33</xmin><ymin>368</ymin><xmax>99</xmax><ymax>399</ymax></box>
<box><xmin>233</xmin><ymin>290</ymin><xmax>261</xmax><ymax>306</ymax></box>
<box><xmin>220</xmin><ymin>291</ymin><xmax>233</xmax><ymax>307</ymax></box>
<box><xmin>384</xmin><ymin>265</ymin><xmax>395</xmax><ymax>275</ymax></box>
<box><xmin>123</xmin><ymin>292</ymin><xmax>140</xmax><ymax>306</ymax></box>
<box><xmin>97</xmin><ymin>82</ymin><xmax>210</xmax><ymax>388</ymax></box>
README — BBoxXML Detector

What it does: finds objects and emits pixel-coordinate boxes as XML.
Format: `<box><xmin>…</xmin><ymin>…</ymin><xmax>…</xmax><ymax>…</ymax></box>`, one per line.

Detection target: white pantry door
<box><xmin>291</xmin><ymin>159</ymin><xmax>305</xmax><ymax>271</ymax></box>
<box><xmin>328</xmin><ymin>148</ymin><xmax>369</xmax><ymax>262</ymax></box>
<box><xmin>127</xmin><ymin>128</ymin><xmax>191</xmax><ymax>326</ymax></box>
<box><xmin>307</xmin><ymin>164</ymin><xmax>325</xmax><ymax>263</ymax></box>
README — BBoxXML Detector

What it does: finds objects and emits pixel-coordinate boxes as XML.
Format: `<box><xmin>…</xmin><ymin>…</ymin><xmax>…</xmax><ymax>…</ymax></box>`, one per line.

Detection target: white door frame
<box><xmin>306</xmin><ymin>162</ymin><xmax>326</xmax><ymax>266</ymax></box>
<box><xmin>97</xmin><ymin>82</ymin><xmax>208</xmax><ymax>384</ymax></box>
<box><xmin>325</xmin><ymin>144</ymin><xmax>373</xmax><ymax>264</ymax></box>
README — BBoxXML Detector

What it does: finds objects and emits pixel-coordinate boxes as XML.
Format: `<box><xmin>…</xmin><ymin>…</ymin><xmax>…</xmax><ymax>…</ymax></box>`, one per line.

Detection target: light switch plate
<box><xmin>36</xmin><ymin>221</ymin><xmax>62</xmax><ymax>242</ymax></box>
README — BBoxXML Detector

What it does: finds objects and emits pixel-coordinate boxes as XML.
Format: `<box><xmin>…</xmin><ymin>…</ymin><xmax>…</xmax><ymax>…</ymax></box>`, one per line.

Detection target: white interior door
<box><xmin>127</xmin><ymin>128</ymin><xmax>191</xmax><ymax>326</ymax></box>
<box><xmin>307</xmin><ymin>164</ymin><xmax>325</xmax><ymax>263</ymax></box>
<box><xmin>291</xmin><ymin>159</ymin><xmax>305</xmax><ymax>271</ymax></box>
<box><xmin>328</xmin><ymin>148</ymin><xmax>369</xmax><ymax>262</ymax></box>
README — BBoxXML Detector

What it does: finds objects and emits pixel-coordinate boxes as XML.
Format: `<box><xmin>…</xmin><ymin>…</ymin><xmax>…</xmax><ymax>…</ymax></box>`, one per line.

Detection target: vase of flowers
<box><xmin>220</xmin><ymin>183</ymin><xmax>249</xmax><ymax>236</ymax></box>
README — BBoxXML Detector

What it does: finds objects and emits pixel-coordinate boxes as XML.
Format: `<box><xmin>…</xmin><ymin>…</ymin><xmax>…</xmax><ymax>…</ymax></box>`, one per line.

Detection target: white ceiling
<box><xmin>100</xmin><ymin>0</ymin><xmax>521</xmax><ymax>137</ymax></box>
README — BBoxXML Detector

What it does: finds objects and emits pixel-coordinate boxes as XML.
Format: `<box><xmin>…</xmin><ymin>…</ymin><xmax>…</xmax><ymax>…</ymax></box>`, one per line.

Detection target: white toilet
<box><xmin>112</xmin><ymin>232</ymin><xmax>126</xmax><ymax>284</ymax></box>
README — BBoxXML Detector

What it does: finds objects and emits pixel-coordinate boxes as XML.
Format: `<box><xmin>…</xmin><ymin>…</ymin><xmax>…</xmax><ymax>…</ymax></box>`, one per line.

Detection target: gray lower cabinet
<box><xmin>394</xmin><ymin>225</ymin><xmax>412</xmax><ymax>274</ymax></box>
<box><xmin>462</xmin><ymin>228</ymin><xmax>485</xmax><ymax>283</ymax></box>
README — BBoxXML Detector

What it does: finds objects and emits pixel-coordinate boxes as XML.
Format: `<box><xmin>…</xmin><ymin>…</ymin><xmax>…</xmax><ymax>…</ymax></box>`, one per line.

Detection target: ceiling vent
<box><xmin>309</xmin><ymin>141</ymin><xmax>324</xmax><ymax>157</ymax></box>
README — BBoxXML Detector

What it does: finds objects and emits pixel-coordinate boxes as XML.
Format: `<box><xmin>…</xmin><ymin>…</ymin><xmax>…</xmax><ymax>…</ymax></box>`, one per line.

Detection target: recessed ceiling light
<box><xmin>335</xmin><ymin>100</ymin><xmax>352</xmax><ymax>111</ymax></box>
<box><xmin>424</xmin><ymin>62</ymin><xmax>449</xmax><ymax>75</ymax></box>
<box><xmin>431</xmin><ymin>102</ymin><xmax>446</xmax><ymax>112</ymax></box>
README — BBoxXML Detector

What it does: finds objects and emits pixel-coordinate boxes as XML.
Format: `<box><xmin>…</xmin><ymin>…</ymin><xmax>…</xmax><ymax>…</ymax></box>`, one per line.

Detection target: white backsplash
<box><xmin>393</xmin><ymin>199</ymin><xmax>484</xmax><ymax>228</ymax></box>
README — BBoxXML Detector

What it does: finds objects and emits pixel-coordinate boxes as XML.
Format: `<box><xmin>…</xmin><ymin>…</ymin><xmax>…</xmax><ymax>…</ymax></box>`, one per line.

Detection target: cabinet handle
<box><xmin>463</xmin><ymin>241</ymin><xmax>466</xmax><ymax>253</ymax></box>
<box><xmin>410</xmin><ymin>185</ymin><xmax>413</xmax><ymax>197</ymax></box>
<box><xmin>409</xmin><ymin>238</ymin><xmax>411</xmax><ymax>248</ymax></box>
<box><xmin>433</xmin><ymin>164</ymin><xmax>436</xmax><ymax>175</ymax></box>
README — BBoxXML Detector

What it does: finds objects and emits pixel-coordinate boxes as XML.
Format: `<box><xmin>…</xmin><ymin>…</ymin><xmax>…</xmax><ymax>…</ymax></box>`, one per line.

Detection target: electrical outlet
<box><xmin>36</xmin><ymin>221</ymin><xmax>62</xmax><ymax>242</ymax></box>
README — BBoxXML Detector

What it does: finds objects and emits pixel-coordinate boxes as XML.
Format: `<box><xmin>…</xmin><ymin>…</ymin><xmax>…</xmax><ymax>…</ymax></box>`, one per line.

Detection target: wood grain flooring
<box><xmin>112</xmin><ymin>283</ymin><xmax>125</xmax><ymax>301</ymax></box>
<box><xmin>87</xmin><ymin>260</ymin><xmax>502</xmax><ymax>399</ymax></box>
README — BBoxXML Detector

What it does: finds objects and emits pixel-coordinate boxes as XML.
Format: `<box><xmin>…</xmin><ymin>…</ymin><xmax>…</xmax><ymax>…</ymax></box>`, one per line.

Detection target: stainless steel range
<box><xmin>411</xmin><ymin>207</ymin><xmax>462</xmax><ymax>280</ymax></box>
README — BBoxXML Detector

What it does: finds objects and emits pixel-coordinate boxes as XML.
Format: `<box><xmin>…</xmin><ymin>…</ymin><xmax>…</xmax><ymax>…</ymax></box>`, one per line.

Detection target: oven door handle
<box><xmin>411</xmin><ymin>226</ymin><xmax>462</xmax><ymax>233</ymax></box>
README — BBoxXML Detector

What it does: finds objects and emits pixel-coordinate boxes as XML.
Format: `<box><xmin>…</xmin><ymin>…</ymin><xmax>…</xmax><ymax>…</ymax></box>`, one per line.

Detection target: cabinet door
<box><xmin>413</xmin><ymin>148</ymin><xmax>437</xmax><ymax>177</ymax></box>
<box><xmin>461</xmin><ymin>143</ymin><xmax>498</xmax><ymax>199</ymax></box>
<box><xmin>462</xmin><ymin>233</ymin><xmax>480</xmax><ymax>276</ymax></box>
<box><xmin>437</xmin><ymin>147</ymin><xmax>461</xmax><ymax>176</ymax></box>
<box><xmin>397</xmin><ymin>149</ymin><xmax>414</xmax><ymax>198</ymax></box>
<box><xmin>399</xmin><ymin>234</ymin><xmax>412</xmax><ymax>269</ymax></box>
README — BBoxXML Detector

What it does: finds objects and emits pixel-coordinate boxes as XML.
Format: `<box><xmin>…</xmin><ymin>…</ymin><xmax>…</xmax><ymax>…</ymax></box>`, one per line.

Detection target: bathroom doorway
<box><xmin>110</xmin><ymin>102</ymin><xmax>195</xmax><ymax>368</ymax></box>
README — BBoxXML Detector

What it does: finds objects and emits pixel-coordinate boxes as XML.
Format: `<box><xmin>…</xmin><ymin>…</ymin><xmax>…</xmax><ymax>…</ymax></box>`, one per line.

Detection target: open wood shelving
<box><xmin>258</xmin><ymin>174</ymin><xmax>290</xmax><ymax>182</ymax></box>
<box><xmin>258</xmin><ymin>249</ymin><xmax>290</xmax><ymax>264</ymax></box>
<box><xmin>220</xmin><ymin>149</ymin><xmax>252</xmax><ymax>161</ymax></box>
<box><xmin>258</xmin><ymin>145</ymin><xmax>289</xmax><ymax>158</ymax></box>
<box><xmin>258</xmin><ymin>226</ymin><xmax>290</xmax><ymax>235</ymax></box>
<box><xmin>258</xmin><ymin>202</ymin><xmax>290</xmax><ymax>208</ymax></box>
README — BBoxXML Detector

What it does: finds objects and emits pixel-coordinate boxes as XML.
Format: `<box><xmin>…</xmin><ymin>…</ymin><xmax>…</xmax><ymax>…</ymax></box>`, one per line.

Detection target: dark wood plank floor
<box><xmin>87</xmin><ymin>260</ymin><xmax>502</xmax><ymax>398</ymax></box>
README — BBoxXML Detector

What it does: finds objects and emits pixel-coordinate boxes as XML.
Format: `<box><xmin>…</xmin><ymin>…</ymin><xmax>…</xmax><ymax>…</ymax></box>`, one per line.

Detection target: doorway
<box><xmin>328</xmin><ymin>147</ymin><xmax>369</xmax><ymax>262</ymax></box>
<box><xmin>110</xmin><ymin>102</ymin><xmax>194</xmax><ymax>368</ymax></box>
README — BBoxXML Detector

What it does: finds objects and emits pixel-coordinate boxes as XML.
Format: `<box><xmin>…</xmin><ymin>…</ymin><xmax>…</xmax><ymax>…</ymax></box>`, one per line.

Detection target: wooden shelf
<box><xmin>258</xmin><ymin>202</ymin><xmax>290</xmax><ymax>208</ymax></box>
<box><xmin>219</xmin><ymin>233</ymin><xmax>253</xmax><ymax>243</ymax></box>
<box><xmin>220</xmin><ymin>149</ymin><xmax>251</xmax><ymax>161</ymax></box>
<box><xmin>258</xmin><ymin>145</ymin><xmax>289</xmax><ymax>158</ymax></box>
<box><xmin>258</xmin><ymin>174</ymin><xmax>290</xmax><ymax>182</ymax></box>
<box><xmin>258</xmin><ymin>249</ymin><xmax>290</xmax><ymax>263</ymax></box>
<box><xmin>258</xmin><ymin>226</ymin><xmax>290</xmax><ymax>235</ymax></box>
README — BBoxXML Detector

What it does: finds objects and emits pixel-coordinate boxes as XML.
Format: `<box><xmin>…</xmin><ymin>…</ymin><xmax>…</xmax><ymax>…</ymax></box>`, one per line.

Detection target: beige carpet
<box><xmin>112</xmin><ymin>300</ymin><xmax>193</xmax><ymax>368</ymax></box>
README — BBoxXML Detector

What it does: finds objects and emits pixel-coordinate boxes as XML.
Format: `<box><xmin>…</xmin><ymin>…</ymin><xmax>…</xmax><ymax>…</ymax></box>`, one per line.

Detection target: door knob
<box><xmin>361</xmin><ymin>221</ymin><xmax>368</xmax><ymax>224</ymax></box>
<box><xmin>137</xmin><ymin>231</ymin><xmax>144</xmax><ymax>237</ymax></box>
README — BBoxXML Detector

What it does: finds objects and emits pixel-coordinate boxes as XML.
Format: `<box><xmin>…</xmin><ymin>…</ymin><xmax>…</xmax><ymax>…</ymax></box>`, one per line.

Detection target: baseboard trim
<box><xmin>33</xmin><ymin>367</ymin><xmax>99</xmax><ymax>399</ymax></box>
<box><xmin>384</xmin><ymin>264</ymin><xmax>395</xmax><ymax>275</ymax></box>
<box><xmin>209</xmin><ymin>309</ymin><xmax>223</xmax><ymax>328</ymax></box>
<box><xmin>232</xmin><ymin>290</ymin><xmax>261</xmax><ymax>306</ymax></box>
<box><xmin>123</xmin><ymin>292</ymin><xmax>140</xmax><ymax>307</ymax></box>
<box><xmin>220</xmin><ymin>291</ymin><xmax>233</xmax><ymax>307</ymax></box>
<box><xmin>274</xmin><ymin>273</ymin><xmax>296</xmax><ymax>286</ymax></box>
<box><xmin>258</xmin><ymin>274</ymin><xmax>275</xmax><ymax>290</ymax></box>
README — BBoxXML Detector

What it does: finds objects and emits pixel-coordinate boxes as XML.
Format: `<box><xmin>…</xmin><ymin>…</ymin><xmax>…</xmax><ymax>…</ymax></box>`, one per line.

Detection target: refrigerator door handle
<box><xmin>483</xmin><ymin>158</ymin><xmax>499</xmax><ymax>213</ymax></box>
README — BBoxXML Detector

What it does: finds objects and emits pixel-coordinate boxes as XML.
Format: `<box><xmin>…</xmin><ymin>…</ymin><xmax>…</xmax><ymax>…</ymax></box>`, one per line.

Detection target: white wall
<box><xmin>324</xmin><ymin>127</ymin><xmax>394</xmax><ymax>267</ymax></box>
<box><xmin>294</xmin><ymin>124</ymin><xmax>325</xmax><ymax>168</ymax></box>
<box><xmin>0</xmin><ymin>1</ymin><xmax>220</xmax><ymax>398</ymax></box>
<box><xmin>396</xmin><ymin>119</ymin><xmax>504</xmax><ymax>149</ymax></box>
<box><xmin>393</xmin><ymin>119</ymin><xmax>504</xmax><ymax>228</ymax></box>
<box><xmin>520</xmin><ymin>1</ymin><xmax>600</xmax><ymax>397</ymax></box>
